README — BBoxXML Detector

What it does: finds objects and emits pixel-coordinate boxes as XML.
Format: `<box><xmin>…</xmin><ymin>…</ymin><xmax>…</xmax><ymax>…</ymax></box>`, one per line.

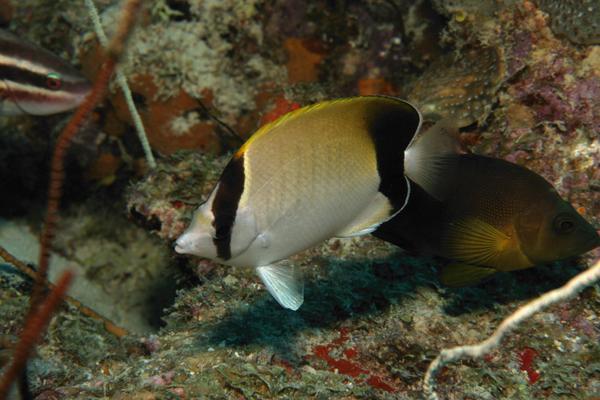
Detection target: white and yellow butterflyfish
<box><xmin>175</xmin><ymin>96</ymin><xmax>459</xmax><ymax>310</ymax></box>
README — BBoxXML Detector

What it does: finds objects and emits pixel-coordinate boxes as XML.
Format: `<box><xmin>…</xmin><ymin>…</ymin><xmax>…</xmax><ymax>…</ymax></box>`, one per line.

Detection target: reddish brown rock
<box><xmin>284</xmin><ymin>38</ymin><xmax>325</xmax><ymax>83</ymax></box>
<box><xmin>109</xmin><ymin>74</ymin><xmax>220</xmax><ymax>155</ymax></box>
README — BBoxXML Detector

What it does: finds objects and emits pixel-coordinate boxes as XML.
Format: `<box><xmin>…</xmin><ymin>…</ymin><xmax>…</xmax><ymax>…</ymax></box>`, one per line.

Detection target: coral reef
<box><xmin>535</xmin><ymin>0</ymin><xmax>600</xmax><ymax>45</ymax></box>
<box><xmin>407</xmin><ymin>46</ymin><xmax>506</xmax><ymax>127</ymax></box>
<box><xmin>127</xmin><ymin>151</ymin><xmax>228</xmax><ymax>240</ymax></box>
<box><xmin>0</xmin><ymin>0</ymin><xmax>598</xmax><ymax>398</ymax></box>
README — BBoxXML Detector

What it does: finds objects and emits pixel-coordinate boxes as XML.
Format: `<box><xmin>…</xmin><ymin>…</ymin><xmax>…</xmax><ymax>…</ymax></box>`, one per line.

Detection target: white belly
<box><xmin>227</xmin><ymin>178</ymin><xmax>380</xmax><ymax>267</ymax></box>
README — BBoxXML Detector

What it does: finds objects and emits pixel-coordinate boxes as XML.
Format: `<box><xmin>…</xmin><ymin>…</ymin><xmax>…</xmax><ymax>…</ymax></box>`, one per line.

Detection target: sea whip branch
<box><xmin>0</xmin><ymin>245</ymin><xmax>128</xmax><ymax>338</ymax></box>
<box><xmin>0</xmin><ymin>1</ymin><xmax>142</xmax><ymax>397</ymax></box>
<box><xmin>423</xmin><ymin>257</ymin><xmax>600</xmax><ymax>399</ymax></box>
<box><xmin>0</xmin><ymin>271</ymin><xmax>73</xmax><ymax>398</ymax></box>
<box><xmin>84</xmin><ymin>0</ymin><xmax>156</xmax><ymax>169</ymax></box>
<box><xmin>31</xmin><ymin>0</ymin><xmax>142</xmax><ymax>313</ymax></box>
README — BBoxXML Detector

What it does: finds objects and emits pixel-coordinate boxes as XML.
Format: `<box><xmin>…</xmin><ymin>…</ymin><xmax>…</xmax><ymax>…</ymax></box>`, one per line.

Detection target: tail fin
<box><xmin>403</xmin><ymin>119</ymin><xmax>461</xmax><ymax>200</ymax></box>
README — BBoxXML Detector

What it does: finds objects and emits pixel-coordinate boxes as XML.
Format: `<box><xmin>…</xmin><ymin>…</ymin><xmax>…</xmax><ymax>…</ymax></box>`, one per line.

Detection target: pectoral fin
<box><xmin>442</xmin><ymin>218</ymin><xmax>511</xmax><ymax>267</ymax></box>
<box><xmin>440</xmin><ymin>263</ymin><xmax>497</xmax><ymax>287</ymax></box>
<box><xmin>256</xmin><ymin>262</ymin><xmax>304</xmax><ymax>310</ymax></box>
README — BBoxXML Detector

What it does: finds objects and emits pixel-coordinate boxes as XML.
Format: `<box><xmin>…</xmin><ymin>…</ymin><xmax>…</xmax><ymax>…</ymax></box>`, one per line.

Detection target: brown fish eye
<box><xmin>46</xmin><ymin>73</ymin><xmax>62</xmax><ymax>90</ymax></box>
<box><xmin>553</xmin><ymin>214</ymin><xmax>575</xmax><ymax>234</ymax></box>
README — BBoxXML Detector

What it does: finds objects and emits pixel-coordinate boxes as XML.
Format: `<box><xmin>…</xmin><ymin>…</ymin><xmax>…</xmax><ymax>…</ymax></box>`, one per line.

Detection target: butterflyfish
<box><xmin>0</xmin><ymin>29</ymin><xmax>91</xmax><ymax>115</ymax></box>
<box><xmin>175</xmin><ymin>96</ymin><xmax>459</xmax><ymax>310</ymax></box>
<box><xmin>374</xmin><ymin>153</ymin><xmax>600</xmax><ymax>287</ymax></box>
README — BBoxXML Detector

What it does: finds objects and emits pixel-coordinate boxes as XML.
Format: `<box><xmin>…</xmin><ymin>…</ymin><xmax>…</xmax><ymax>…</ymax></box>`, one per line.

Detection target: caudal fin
<box><xmin>403</xmin><ymin>119</ymin><xmax>461</xmax><ymax>200</ymax></box>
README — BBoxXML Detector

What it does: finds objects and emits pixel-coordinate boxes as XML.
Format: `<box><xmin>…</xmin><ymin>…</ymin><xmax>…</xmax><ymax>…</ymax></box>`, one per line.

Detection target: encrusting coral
<box><xmin>408</xmin><ymin>46</ymin><xmax>506</xmax><ymax>127</ymax></box>
<box><xmin>535</xmin><ymin>0</ymin><xmax>600</xmax><ymax>45</ymax></box>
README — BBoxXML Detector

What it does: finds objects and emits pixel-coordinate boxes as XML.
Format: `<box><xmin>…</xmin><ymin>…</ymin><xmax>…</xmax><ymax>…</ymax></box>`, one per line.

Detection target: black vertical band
<box><xmin>365</xmin><ymin>97</ymin><xmax>420</xmax><ymax>209</ymax></box>
<box><xmin>212</xmin><ymin>154</ymin><xmax>245</xmax><ymax>260</ymax></box>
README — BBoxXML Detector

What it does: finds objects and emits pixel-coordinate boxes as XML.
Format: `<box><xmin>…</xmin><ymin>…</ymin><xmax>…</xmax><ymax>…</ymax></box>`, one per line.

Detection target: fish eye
<box><xmin>553</xmin><ymin>213</ymin><xmax>576</xmax><ymax>234</ymax></box>
<box><xmin>46</xmin><ymin>73</ymin><xmax>62</xmax><ymax>90</ymax></box>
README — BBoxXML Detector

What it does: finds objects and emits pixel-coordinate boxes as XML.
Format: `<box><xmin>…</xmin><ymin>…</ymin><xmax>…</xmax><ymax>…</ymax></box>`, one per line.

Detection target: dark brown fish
<box><xmin>374</xmin><ymin>153</ymin><xmax>600</xmax><ymax>286</ymax></box>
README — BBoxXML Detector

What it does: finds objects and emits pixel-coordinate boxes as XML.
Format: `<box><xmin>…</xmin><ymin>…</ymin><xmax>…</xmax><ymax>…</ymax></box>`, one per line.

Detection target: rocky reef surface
<box><xmin>0</xmin><ymin>0</ymin><xmax>598</xmax><ymax>398</ymax></box>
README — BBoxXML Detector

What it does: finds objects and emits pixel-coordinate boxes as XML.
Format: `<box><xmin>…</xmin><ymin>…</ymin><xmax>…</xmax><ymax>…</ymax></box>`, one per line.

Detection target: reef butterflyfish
<box><xmin>175</xmin><ymin>96</ymin><xmax>460</xmax><ymax>310</ymax></box>
<box><xmin>0</xmin><ymin>29</ymin><xmax>91</xmax><ymax>115</ymax></box>
<box><xmin>374</xmin><ymin>153</ymin><xmax>600</xmax><ymax>287</ymax></box>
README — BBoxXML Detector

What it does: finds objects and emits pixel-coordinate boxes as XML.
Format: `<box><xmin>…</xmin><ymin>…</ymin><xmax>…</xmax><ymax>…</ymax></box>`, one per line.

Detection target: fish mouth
<box><xmin>71</xmin><ymin>80</ymin><xmax>93</xmax><ymax>105</ymax></box>
<box><xmin>174</xmin><ymin>243</ymin><xmax>185</xmax><ymax>254</ymax></box>
<box><xmin>174</xmin><ymin>235</ymin><xmax>191</xmax><ymax>254</ymax></box>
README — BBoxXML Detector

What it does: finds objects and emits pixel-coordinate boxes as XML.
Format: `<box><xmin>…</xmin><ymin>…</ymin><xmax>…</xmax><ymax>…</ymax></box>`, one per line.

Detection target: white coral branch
<box><xmin>84</xmin><ymin>0</ymin><xmax>157</xmax><ymax>169</ymax></box>
<box><xmin>423</xmin><ymin>257</ymin><xmax>600</xmax><ymax>400</ymax></box>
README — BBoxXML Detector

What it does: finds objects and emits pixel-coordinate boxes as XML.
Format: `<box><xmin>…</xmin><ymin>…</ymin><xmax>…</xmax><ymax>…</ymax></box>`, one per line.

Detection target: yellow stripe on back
<box><xmin>235</xmin><ymin>97</ymin><xmax>378</xmax><ymax>158</ymax></box>
<box><xmin>237</xmin><ymin>97</ymin><xmax>386</xmax><ymax>232</ymax></box>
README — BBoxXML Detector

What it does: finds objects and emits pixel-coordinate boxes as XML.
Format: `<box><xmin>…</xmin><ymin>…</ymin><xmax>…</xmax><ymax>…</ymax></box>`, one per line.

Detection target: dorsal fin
<box><xmin>238</xmin><ymin>96</ymin><xmax>423</xmax><ymax>214</ymax></box>
<box><xmin>236</xmin><ymin>98</ymin><xmax>364</xmax><ymax>157</ymax></box>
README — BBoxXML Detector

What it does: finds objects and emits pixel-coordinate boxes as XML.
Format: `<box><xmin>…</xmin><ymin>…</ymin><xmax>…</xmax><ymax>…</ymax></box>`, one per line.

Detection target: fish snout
<box><xmin>72</xmin><ymin>79</ymin><xmax>93</xmax><ymax>105</ymax></box>
<box><xmin>174</xmin><ymin>229</ymin><xmax>212</xmax><ymax>257</ymax></box>
<box><xmin>174</xmin><ymin>233</ymin><xmax>192</xmax><ymax>255</ymax></box>
<box><xmin>54</xmin><ymin>78</ymin><xmax>92</xmax><ymax>113</ymax></box>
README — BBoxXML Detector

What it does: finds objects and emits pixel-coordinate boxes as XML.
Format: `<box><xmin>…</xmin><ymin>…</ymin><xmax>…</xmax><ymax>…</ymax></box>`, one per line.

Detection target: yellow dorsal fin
<box><xmin>440</xmin><ymin>263</ymin><xmax>497</xmax><ymax>287</ymax></box>
<box><xmin>235</xmin><ymin>98</ymin><xmax>358</xmax><ymax>157</ymax></box>
<box><xmin>442</xmin><ymin>218</ymin><xmax>512</xmax><ymax>267</ymax></box>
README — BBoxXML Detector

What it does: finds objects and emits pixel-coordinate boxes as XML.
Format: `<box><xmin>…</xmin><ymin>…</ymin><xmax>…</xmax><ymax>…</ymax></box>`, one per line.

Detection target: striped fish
<box><xmin>175</xmin><ymin>96</ymin><xmax>459</xmax><ymax>310</ymax></box>
<box><xmin>0</xmin><ymin>29</ymin><xmax>91</xmax><ymax>115</ymax></box>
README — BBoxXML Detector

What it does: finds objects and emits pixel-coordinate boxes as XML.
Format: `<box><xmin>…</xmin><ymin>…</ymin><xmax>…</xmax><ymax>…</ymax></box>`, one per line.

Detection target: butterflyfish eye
<box><xmin>553</xmin><ymin>213</ymin><xmax>576</xmax><ymax>234</ymax></box>
<box><xmin>46</xmin><ymin>73</ymin><xmax>62</xmax><ymax>90</ymax></box>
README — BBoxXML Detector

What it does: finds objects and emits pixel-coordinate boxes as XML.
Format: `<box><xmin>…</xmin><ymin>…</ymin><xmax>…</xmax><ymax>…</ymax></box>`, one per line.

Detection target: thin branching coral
<box><xmin>423</xmin><ymin>257</ymin><xmax>600</xmax><ymax>399</ymax></box>
<box><xmin>0</xmin><ymin>1</ymin><xmax>142</xmax><ymax>397</ymax></box>
<box><xmin>84</xmin><ymin>0</ymin><xmax>157</xmax><ymax>169</ymax></box>
<box><xmin>0</xmin><ymin>270</ymin><xmax>73</xmax><ymax>398</ymax></box>
<box><xmin>32</xmin><ymin>0</ymin><xmax>143</xmax><ymax>313</ymax></box>
<box><xmin>0</xmin><ymin>245</ymin><xmax>128</xmax><ymax>338</ymax></box>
